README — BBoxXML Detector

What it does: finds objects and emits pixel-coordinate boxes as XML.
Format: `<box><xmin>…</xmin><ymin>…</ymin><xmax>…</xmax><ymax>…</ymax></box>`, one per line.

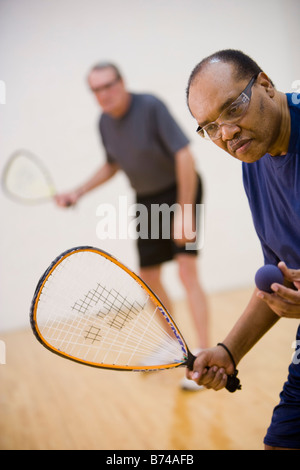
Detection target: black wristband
<box><xmin>217</xmin><ymin>343</ymin><xmax>242</xmax><ymax>392</ymax></box>
<box><xmin>217</xmin><ymin>342</ymin><xmax>237</xmax><ymax>370</ymax></box>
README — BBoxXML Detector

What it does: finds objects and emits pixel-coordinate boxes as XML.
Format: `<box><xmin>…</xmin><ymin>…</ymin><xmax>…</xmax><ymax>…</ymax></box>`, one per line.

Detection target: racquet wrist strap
<box><xmin>217</xmin><ymin>342</ymin><xmax>237</xmax><ymax>370</ymax></box>
<box><xmin>217</xmin><ymin>343</ymin><xmax>242</xmax><ymax>392</ymax></box>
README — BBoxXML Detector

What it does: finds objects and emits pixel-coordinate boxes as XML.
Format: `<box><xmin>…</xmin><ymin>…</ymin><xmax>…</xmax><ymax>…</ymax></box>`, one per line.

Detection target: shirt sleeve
<box><xmin>151</xmin><ymin>96</ymin><xmax>190</xmax><ymax>156</ymax></box>
<box><xmin>260</xmin><ymin>239</ymin><xmax>280</xmax><ymax>265</ymax></box>
<box><xmin>99</xmin><ymin>115</ymin><xmax>116</xmax><ymax>164</ymax></box>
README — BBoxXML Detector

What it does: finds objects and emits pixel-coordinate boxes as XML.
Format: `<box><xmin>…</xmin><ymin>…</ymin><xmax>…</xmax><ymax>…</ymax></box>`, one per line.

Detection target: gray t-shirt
<box><xmin>99</xmin><ymin>93</ymin><xmax>189</xmax><ymax>196</ymax></box>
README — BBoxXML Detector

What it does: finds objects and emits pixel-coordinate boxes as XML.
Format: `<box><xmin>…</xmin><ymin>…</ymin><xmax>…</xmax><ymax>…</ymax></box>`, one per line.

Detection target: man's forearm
<box><xmin>222</xmin><ymin>288</ymin><xmax>280</xmax><ymax>365</ymax></box>
<box><xmin>175</xmin><ymin>146</ymin><xmax>197</xmax><ymax>206</ymax></box>
<box><xmin>76</xmin><ymin>162</ymin><xmax>119</xmax><ymax>197</ymax></box>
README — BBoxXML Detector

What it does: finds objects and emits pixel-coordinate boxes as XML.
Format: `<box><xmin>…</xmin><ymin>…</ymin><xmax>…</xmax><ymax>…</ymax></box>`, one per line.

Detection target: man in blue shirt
<box><xmin>186</xmin><ymin>49</ymin><xmax>300</xmax><ymax>450</ymax></box>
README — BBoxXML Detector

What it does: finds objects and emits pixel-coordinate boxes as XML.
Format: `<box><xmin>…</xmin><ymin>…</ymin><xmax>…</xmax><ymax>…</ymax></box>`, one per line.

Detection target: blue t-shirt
<box><xmin>242</xmin><ymin>93</ymin><xmax>300</xmax><ymax>268</ymax></box>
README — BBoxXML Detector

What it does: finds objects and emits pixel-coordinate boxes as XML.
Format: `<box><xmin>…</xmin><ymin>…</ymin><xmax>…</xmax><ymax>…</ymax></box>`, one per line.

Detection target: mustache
<box><xmin>227</xmin><ymin>135</ymin><xmax>248</xmax><ymax>153</ymax></box>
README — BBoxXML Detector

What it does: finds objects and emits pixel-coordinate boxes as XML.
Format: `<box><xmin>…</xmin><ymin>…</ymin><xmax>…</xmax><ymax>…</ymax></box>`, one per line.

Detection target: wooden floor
<box><xmin>1</xmin><ymin>287</ymin><xmax>299</xmax><ymax>450</ymax></box>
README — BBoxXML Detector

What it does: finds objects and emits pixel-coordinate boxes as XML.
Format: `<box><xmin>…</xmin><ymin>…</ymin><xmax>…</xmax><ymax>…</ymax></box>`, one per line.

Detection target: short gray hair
<box><xmin>88</xmin><ymin>61</ymin><xmax>122</xmax><ymax>80</ymax></box>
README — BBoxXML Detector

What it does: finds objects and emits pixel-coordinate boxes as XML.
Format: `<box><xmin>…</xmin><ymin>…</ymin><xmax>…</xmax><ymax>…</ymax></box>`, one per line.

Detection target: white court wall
<box><xmin>0</xmin><ymin>0</ymin><xmax>299</xmax><ymax>331</ymax></box>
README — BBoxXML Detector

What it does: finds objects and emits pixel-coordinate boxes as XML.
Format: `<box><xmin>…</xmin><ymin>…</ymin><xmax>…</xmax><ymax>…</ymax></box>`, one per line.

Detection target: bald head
<box><xmin>186</xmin><ymin>49</ymin><xmax>267</xmax><ymax>111</ymax></box>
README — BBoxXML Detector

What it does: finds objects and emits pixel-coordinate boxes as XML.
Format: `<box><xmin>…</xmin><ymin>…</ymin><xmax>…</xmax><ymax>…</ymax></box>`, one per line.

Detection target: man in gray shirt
<box><xmin>56</xmin><ymin>63</ymin><xmax>209</xmax><ymax>389</ymax></box>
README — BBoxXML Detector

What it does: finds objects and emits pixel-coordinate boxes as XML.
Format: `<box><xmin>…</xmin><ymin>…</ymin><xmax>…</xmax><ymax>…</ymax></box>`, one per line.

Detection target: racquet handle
<box><xmin>186</xmin><ymin>352</ymin><xmax>241</xmax><ymax>393</ymax></box>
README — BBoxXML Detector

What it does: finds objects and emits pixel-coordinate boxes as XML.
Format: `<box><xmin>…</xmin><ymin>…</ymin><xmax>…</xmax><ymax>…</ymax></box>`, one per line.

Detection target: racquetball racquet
<box><xmin>30</xmin><ymin>246</ymin><xmax>241</xmax><ymax>392</ymax></box>
<box><xmin>2</xmin><ymin>149</ymin><xmax>56</xmax><ymax>204</ymax></box>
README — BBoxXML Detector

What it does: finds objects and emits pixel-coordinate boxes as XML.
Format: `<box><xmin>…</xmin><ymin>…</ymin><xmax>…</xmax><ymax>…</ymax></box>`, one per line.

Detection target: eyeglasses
<box><xmin>196</xmin><ymin>75</ymin><xmax>257</xmax><ymax>141</ymax></box>
<box><xmin>90</xmin><ymin>76</ymin><xmax>120</xmax><ymax>94</ymax></box>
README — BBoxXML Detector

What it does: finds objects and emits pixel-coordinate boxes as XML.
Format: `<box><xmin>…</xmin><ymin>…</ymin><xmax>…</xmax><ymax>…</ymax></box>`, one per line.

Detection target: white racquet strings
<box><xmin>2</xmin><ymin>150</ymin><xmax>56</xmax><ymax>203</ymax></box>
<box><xmin>33</xmin><ymin>248</ymin><xmax>187</xmax><ymax>369</ymax></box>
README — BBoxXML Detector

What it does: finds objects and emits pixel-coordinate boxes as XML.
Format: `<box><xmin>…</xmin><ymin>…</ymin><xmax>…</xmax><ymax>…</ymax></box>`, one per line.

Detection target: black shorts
<box><xmin>135</xmin><ymin>176</ymin><xmax>203</xmax><ymax>268</ymax></box>
<box><xmin>264</xmin><ymin>325</ymin><xmax>300</xmax><ymax>449</ymax></box>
